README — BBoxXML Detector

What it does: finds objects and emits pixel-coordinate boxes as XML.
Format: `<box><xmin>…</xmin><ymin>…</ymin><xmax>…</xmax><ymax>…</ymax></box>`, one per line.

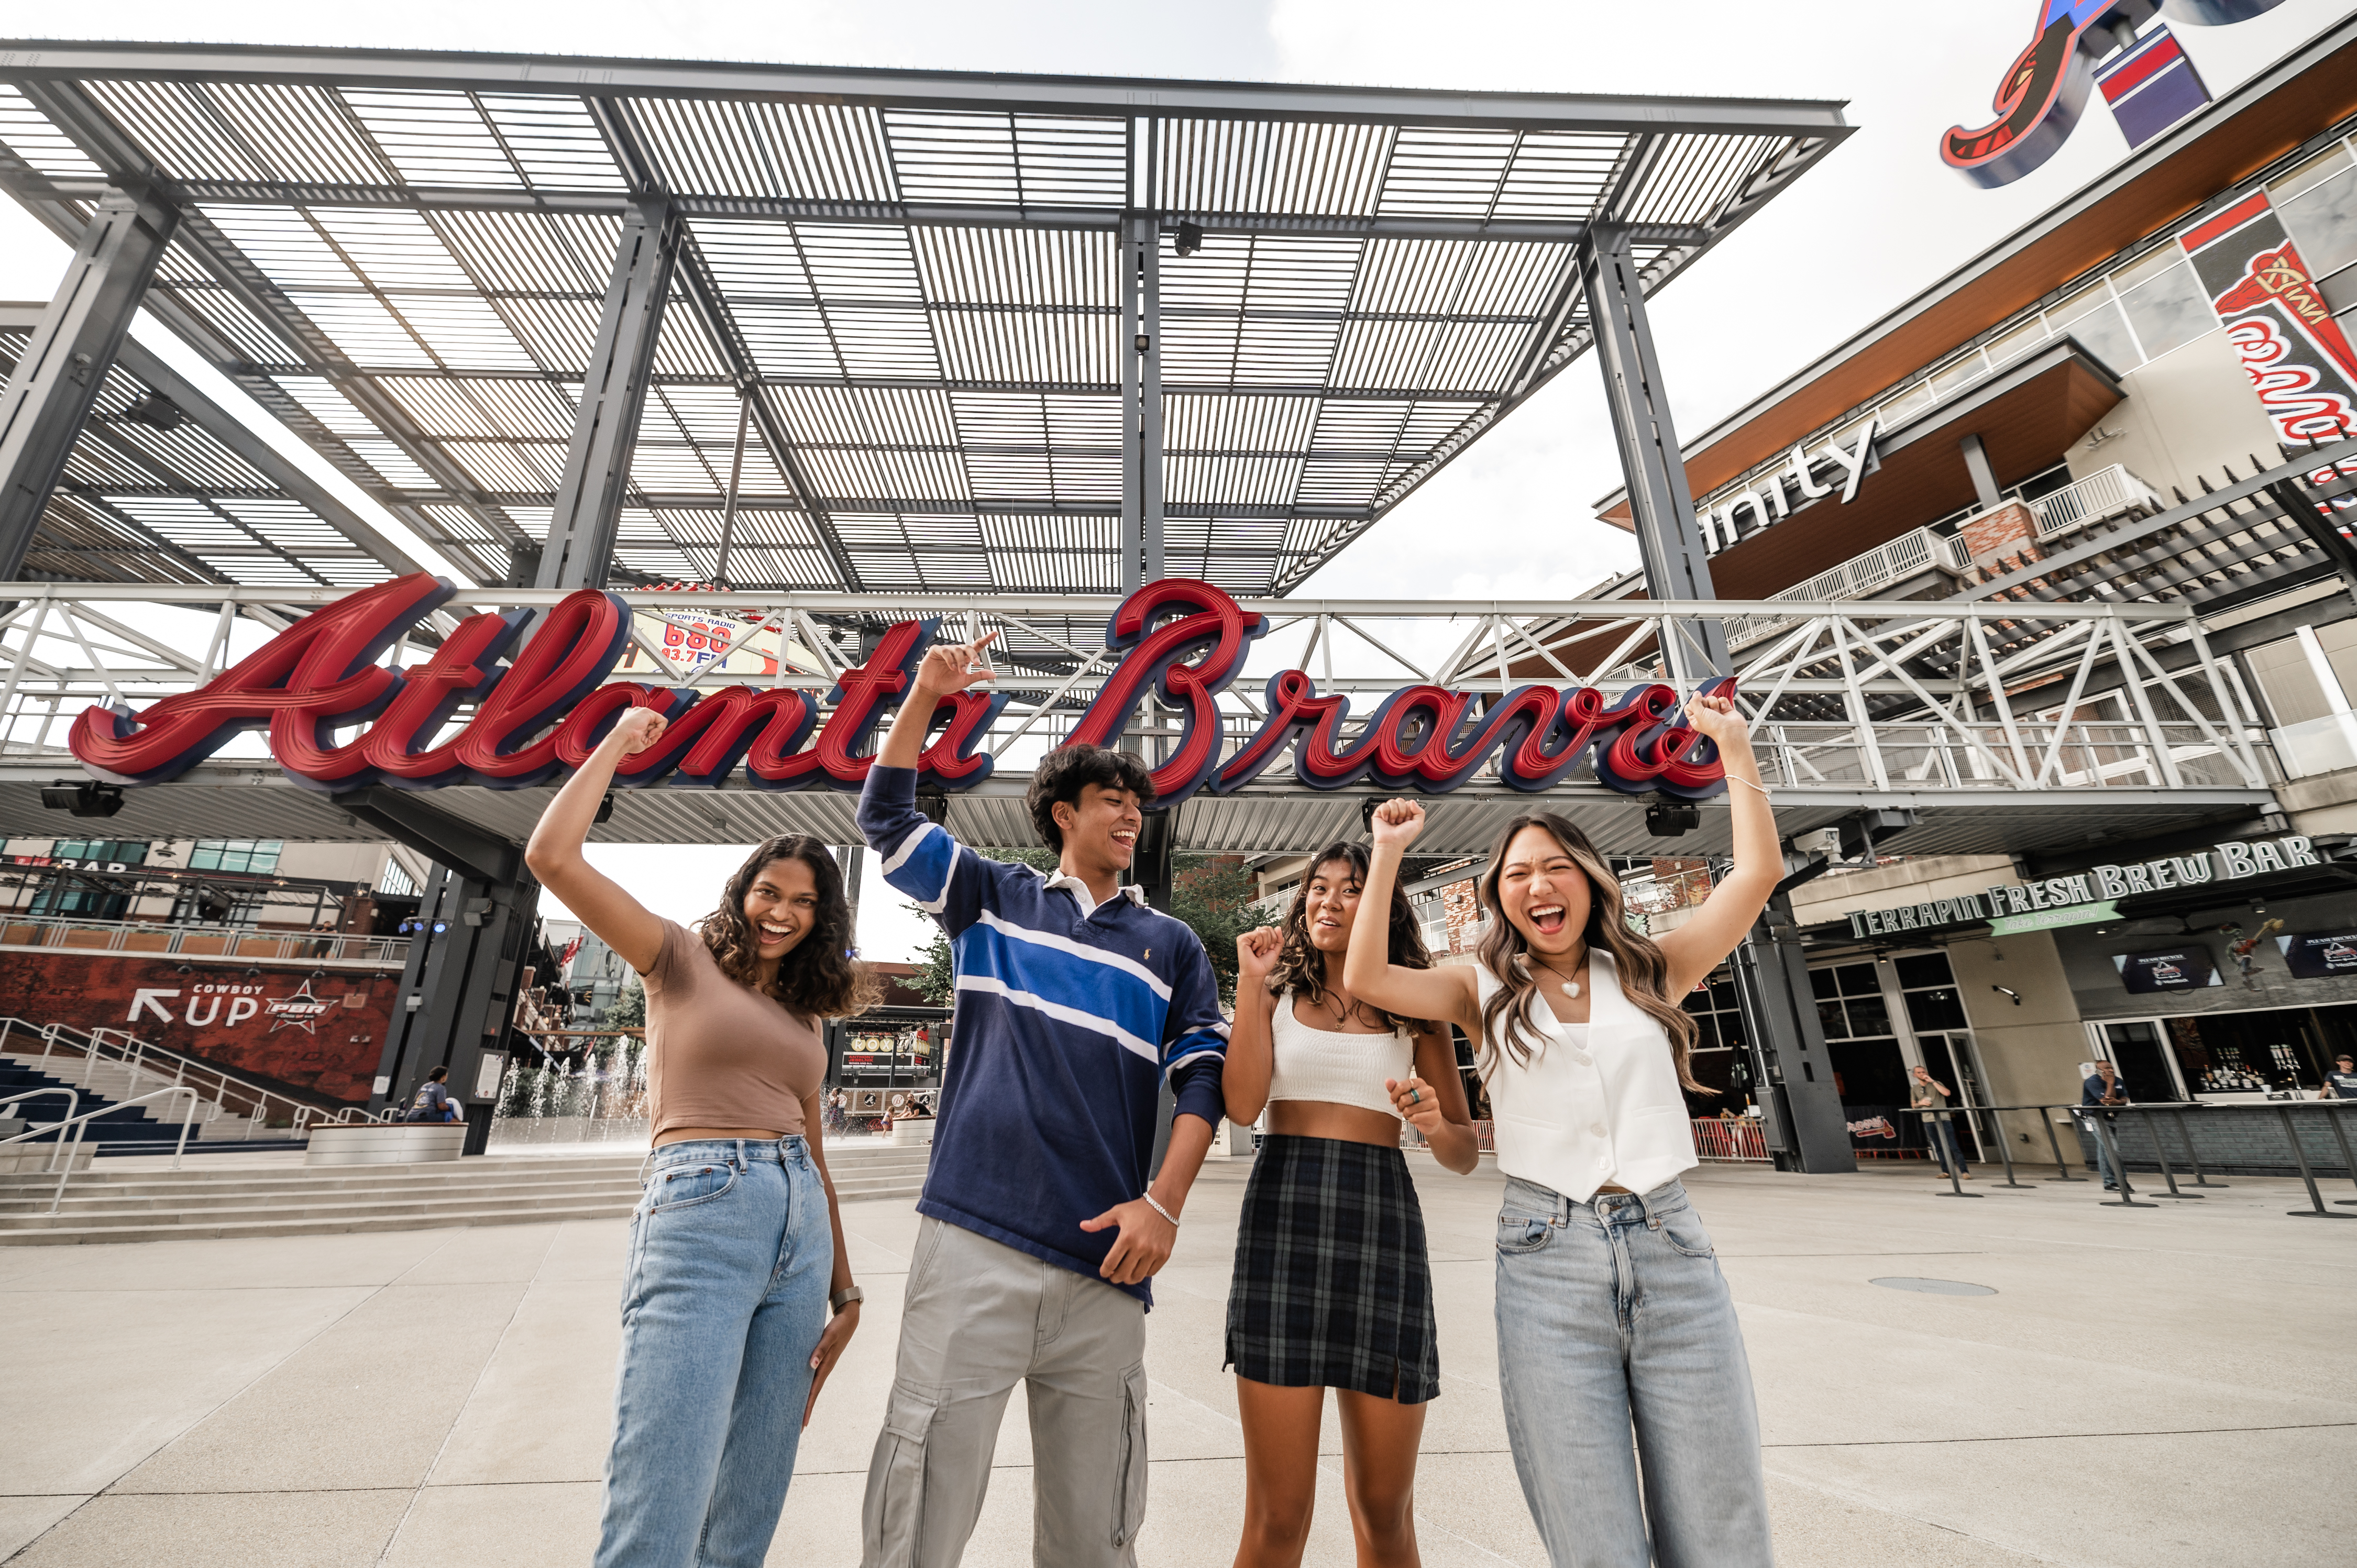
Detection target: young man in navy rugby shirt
<box><xmin>856</xmin><ymin>629</ymin><xmax>1227</xmax><ymax>1568</ymax></box>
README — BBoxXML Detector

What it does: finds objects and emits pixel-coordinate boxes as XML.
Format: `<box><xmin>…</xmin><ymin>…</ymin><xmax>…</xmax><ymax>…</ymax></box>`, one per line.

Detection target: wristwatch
<box><xmin>829</xmin><ymin>1285</ymin><xmax>865</xmax><ymax>1314</ymax></box>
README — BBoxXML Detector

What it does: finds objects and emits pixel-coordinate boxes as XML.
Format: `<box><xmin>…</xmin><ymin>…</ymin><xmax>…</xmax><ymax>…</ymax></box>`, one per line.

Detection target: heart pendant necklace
<box><xmin>1532</xmin><ymin>952</ymin><xmax>1585</xmax><ymax>999</ymax></box>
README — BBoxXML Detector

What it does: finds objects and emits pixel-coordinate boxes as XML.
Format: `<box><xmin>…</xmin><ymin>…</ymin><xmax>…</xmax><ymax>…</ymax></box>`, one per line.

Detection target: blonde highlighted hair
<box><xmin>1475</xmin><ymin>813</ymin><xmax>1703</xmax><ymax>1091</ymax></box>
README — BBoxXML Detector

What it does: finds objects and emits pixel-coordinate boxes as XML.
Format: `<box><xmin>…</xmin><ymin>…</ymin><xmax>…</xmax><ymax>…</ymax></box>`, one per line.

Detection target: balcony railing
<box><xmin>2029</xmin><ymin>463</ymin><xmax>2165</xmax><ymax>541</ymax></box>
<box><xmin>1725</xmin><ymin>526</ymin><xmax>1970</xmax><ymax>650</ymax></box>
<box><xmin>0</xmin><ymin>914</ymin><xmax>411</xmax><ymax>965</ymax></box>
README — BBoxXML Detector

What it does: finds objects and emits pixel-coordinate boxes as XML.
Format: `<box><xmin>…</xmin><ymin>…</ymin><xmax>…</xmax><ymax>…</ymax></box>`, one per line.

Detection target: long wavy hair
<box><xmin>698</xmin><ymin>835</ymin><xmax>878</xmax><ymax>1023</ymax></box>
<box><xmin>1476</xmin><ymin>813</ymin><xmax>1702</xmax><ymax>1090</ymax></box>
<box><xmin>1266</xmin><ymin>841</ymin><xmax>1434</xmax><ymax>1034</ymax></box>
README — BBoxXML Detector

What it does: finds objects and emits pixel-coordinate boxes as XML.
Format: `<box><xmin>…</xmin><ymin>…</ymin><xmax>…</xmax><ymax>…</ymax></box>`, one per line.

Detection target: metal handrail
<box><xmin>0</xmin><ymin>1016</ymin><xmax>337</xmax><ymax>1142</ymax></box>
<box><xmin>0</xmin><ymin>1087</ymin><xmax>80</xmax><ymax>1174</ymax></box>
<box><xmin>0</xmin><ymin>1086</ymin><xmax>200</xmax><ymax>1216</ymax></box>
<box><xmin>0</xmin><ymin>912</ymin><xmax>411</xmax><ymax>965</ymax></box>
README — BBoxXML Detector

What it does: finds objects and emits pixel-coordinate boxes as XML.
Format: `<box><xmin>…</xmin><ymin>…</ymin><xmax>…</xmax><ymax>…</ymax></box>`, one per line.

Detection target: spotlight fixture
<box><xmin>1646</xmin><ymin>801</ymin><xmax>1701</xmax><ymax>838</ymax></box>
<box><xmin>243</xmin><ymin>967</ymin><xmax>260</xmax><ymax>979</ymax></box>
<box><xmin>1173</xmin><ymin>220</ymin><xmax>1204</xmax><ymax>257</ymax></box>
<box><xmin>1133</xmin><ymin>332</ymin><xmax>1151</xmax><ymax>354</ymax></box>
<box><xmin>594</xmin><ymin>791</ymin><xmax>615</xmax><ymax>825</ymax></box>
<box><xmin>175</xmin><ymin>964</ymin><xmax>192</xmax><ymax>976</ymax></box>
<box><xmin>1991</xmin><ymin>984</ymin><xmax>2022</xmax><ymax>1006</ymax></box>
<box><xmin>39</xmin><ymin>780</ymin><xmax>123</xmax><ymax>818</ymax></box>
<box><xmin>120</xmin><ymin>393</ymin><xmax>184</xmax><ymax>430</ymax></box>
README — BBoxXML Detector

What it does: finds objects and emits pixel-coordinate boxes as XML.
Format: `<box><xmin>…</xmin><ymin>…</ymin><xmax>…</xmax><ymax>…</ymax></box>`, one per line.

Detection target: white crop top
<box><xmin>1265</xmin><ymin>990</ymin><xmax>1416</xmax><ymax>1118</ymax></box>
<box><xmin>1475</xmin><ymin>951</ymin><xmax>1697</xmax><ymax>1202</ymax></box>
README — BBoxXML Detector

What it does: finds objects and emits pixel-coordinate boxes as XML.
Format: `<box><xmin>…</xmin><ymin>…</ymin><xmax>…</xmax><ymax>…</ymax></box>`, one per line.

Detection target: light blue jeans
<box><xmin>596</xmin><ymin>1136</ymin><xmax>833</xmax><ymax>1568</ymax></box>
<box><xmin>1493</xmin><ymin>1177</ymin><xmax>1771</xmax><ymax>1568</ymax></box>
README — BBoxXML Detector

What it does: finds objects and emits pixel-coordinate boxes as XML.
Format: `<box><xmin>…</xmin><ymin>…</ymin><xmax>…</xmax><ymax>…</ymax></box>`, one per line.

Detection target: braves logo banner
<box><xmin>69</xmin><ymin>576</ymin><xmax>1729</xmax><ymax>810</ymax></box>
<box><xmin>2180</xmin><ymin>192</ymin><xmax>2357</xmax><ymax>446</ymax></box>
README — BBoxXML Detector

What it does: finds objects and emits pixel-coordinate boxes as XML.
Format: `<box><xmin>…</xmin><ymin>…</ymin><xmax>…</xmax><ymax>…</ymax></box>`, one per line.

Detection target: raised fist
<box><xmin>1236</xmin><ymin>925</ymin><xmax>1283</xmax><ymax>980</ymax></box>
<box><xmin>1369</xmin><ymin>797</ymin><xmax>1425</xmax><ymax>849</ymax></box>
<box><xmin>611</xmin><ymin>704</ymin><xmax>668</xmax><ymax>755</ymax></box>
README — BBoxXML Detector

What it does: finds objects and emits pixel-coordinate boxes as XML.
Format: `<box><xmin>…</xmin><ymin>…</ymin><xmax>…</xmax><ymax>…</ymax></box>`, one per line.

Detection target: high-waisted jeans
<box><xmin>1493</xmin><ymin>1177</ymin><xmax>1771</xmax><ymax>1568</ymax></box>
<box><xmin>596</xmin><ymin>1136</ymin><xmax>833</xmax><ymax>1568</ymax></box>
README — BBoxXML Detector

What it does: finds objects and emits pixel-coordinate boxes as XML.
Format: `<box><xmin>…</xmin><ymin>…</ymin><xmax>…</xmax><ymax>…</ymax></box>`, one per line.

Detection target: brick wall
<box><xmin>1959</xmin><ymin>501</ymin><xmax>2040</xmax><ymax>575</ymax></box>
<box><xmin>1440</xmin><ymin>879</ymin><xmax>1484</xmax><ymax>955</ymax></box>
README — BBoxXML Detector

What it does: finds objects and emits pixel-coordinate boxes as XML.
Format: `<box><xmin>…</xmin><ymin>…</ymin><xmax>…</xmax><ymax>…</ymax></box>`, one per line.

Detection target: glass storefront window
<box><xmin>2266</xmin><ymin>142</ymin><xmax>2352</xmax><ymax>203</ymax></box>
<box><xmin>2048</xmin><ymin>286</ymin><xmax>2142</xmax><ymax>374</ymax></box>
<box><xmin>2117</xmin><ymin>257</ymin><xmax>2217</xmax><ymax>361</ymax></box>
<box><xmin>2280</xmin><ymin>163</ymin><xmax>2357</xmax><ymax>281</ymax></box>
<box><xmin>189</xmin><ymin>840</ymin><xmax>283</xmax><ymax>874</ymax></box>
<box><xmin>1985</xmin><ymin>317</ymin><xmax>2049</xmax><ymax>369</ymax></box>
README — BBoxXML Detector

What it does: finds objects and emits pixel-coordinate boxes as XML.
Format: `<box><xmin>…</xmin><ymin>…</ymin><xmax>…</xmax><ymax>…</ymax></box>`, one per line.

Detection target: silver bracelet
<box><xmin>1142</xmin><ymin>1191</ymin><xmax>1181</xmax><ymax>1228</ymax></box>
<box><xmin>1731</xmin><ymin>775</ymin><xmax>1773</xmax><ymax>798</ymax></box>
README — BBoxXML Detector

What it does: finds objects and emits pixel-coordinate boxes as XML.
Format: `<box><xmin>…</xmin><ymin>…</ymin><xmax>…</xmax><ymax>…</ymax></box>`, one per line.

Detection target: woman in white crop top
<box><xmin>1344</xmin><ymin>694</ymin><xmax>1783</xmax><ymax>1568</ymax></box>
<box><xmin>1221</xmin><ymin>840</ymin><xmax>1476</xmax><ymax>1568</ymax></box>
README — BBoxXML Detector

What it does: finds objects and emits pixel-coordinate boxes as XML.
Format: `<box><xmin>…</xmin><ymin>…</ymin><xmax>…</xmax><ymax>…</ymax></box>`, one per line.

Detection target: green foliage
<box><xmin>1168</xmin><ymin>853</ymin><xmax>1262</xmax><ymax>1003</ymax></box>
<box><xmin>602</xmin><ymin>979</ymin><xmax>646</xmax><ymax>1031</ymax></box>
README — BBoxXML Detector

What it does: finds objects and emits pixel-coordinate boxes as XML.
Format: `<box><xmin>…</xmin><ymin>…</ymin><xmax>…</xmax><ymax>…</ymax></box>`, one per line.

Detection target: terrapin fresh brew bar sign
<box><xmin>1846</xmin><ymin>834</ymin><xmax>2328</xmax><ymax>939</ymax></box>
<box><xmin>67</xmin><ymin>575</ymin><xmax>1733</xmax><ymax>809</ymax></box>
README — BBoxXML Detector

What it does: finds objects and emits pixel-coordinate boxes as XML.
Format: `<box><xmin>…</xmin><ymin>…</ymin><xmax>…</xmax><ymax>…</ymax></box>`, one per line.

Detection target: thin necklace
<box><xmin>1528</xmin><ymin>947</ymin><xmax>1588</xmax><ymax>1000</ymax></box>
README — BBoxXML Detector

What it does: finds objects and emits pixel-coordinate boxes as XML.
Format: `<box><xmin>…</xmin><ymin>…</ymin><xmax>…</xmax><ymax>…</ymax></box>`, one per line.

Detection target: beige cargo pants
<box><xmin>860</xmin><ymin>1217</ymin><xmax>1149</xmax><ymax>1568</ymax></box>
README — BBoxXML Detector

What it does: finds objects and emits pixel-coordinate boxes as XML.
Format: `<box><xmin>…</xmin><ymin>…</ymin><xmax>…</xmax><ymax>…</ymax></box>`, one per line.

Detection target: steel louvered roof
<box><xmin>0</xmin><ymin>42</ymin><xmax>1849</xmax><ymax>595</ymax></box>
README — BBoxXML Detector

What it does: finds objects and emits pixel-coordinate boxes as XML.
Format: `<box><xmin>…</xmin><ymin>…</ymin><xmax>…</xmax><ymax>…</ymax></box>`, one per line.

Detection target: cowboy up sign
<box><xmin>68</xmin><ymin>576</ymin><xmax>1732</xmax><ymax>810</ymax></box>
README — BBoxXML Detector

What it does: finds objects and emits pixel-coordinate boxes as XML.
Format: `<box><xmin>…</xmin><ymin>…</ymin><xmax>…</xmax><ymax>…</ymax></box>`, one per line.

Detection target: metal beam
<box><xmin>1119</xmin><ymin>218</ymin><xmax>1143</xmax><ymax>597</ymax></box>
<box><xmin>1581</xmin><ymin>222</ymin><xmax>1726</xmax><ymax>682</ymax></box>
<box><xmin>1</xmin><ymin>42</ymin><xmax>1855</xmax><ymax>138</ymax></box>
<box><xmin>0</xmin><ymin>187</ymin><xmax>177</xmax><ymax>580</ymax></box>
<box><xmin>105</xmin><ymin>332</ymin><xmax>425</xmax><ymax>578</ymax></box>
<box><xmin>1142</xmin><ymin>221</ymin><xmax>1166</xmax><ymax>584</ymax></box>
<box><xmin>534</xmin><ymin>200</ymin><xmax>677</xmax><ymax>591</ymax></box>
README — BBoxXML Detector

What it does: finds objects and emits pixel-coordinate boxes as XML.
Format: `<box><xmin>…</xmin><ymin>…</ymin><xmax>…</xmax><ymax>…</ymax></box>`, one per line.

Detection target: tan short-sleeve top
<box><xmin>643</xmin><ymin>920</ymin><xmax>826</xmax><ymax>1140</ymax></box>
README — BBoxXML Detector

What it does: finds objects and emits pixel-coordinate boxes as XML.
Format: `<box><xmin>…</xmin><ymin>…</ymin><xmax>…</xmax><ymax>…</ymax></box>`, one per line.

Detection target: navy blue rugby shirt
<box><xmin>858</xmin><ymin>764</ymin><xmax>1228</xmax><ymax>1306</ymax></box>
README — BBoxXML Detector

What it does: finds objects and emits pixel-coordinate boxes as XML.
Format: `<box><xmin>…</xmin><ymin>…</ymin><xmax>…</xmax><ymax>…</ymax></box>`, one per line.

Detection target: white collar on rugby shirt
<box><xmin>1043</xmin><ymin>870</ymin><xmax>1151</xmax><ymax>919</ymax></box>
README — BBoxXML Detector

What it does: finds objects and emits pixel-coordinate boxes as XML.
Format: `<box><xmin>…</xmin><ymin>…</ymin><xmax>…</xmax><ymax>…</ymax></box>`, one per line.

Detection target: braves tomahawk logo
<box><xmin>1942</xmin><ymin>0</ymin><xmax>2287</xmax><ymax>187</ymax></box>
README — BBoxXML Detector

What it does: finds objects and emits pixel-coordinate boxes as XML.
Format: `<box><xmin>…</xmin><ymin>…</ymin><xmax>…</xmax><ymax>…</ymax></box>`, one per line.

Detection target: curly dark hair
<box><xmin>1027</xmin><ymin>744</ymin><xmax>1155</xmax><ymax>853</ymax></box>
<box><xmin>1266</xmin><ymin>841</ymin><xmax>1435</xmax><ymax>1034</ymax></box>
<box><xmin>697</xmin><ymin>835</ymin><xmax>878</xmax><ymax>1022</ymax></box>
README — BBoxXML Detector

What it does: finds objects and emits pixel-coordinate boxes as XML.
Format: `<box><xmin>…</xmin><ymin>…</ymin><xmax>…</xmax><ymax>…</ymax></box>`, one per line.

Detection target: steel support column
<box><xmin>1580</xmin><ymin>223</ymin><xmax>1726</xmax><ymax>682</ymax></box>
<box><xmin>534</xmin><ymin>199</ymin><xmax>678</xmax><ymax>591</ymax></box>
<box><xmin>1119</xmin><ymin>218</ymin><xmax>1145</xmax><ymax>595</ymax></box>
<box><xmin>348</xmin><ymin>789</ymin><xmax>538</xmax><ymax>1155</ymax></box>
<box><xmin>1730</xmin><ymin>889</ymin><xmax>1857</xmax><ymax>1173</ymax></box>
<box><xmin>0</xmin><ymin>188</ymin><xmax>178</xmax><ymax>581</ymax></box>
<box><xmin>1583</xmin><ymin>226</ymin><xmax>1848</xmax><ymax>1170</ymax></box>
<box><xmin>1140</xmin><ymin>223</ymin><xmax>1166</xmax><ymax>584</ymax></box>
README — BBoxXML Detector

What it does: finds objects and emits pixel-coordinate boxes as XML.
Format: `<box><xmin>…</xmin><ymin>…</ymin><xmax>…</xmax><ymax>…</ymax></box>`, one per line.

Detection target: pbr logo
<box><xmin>1942</xmin><ymin>0</ymin><xmax>2287</xmax><ymax>188</ymax></box>
<box><xmin>69</xmin><ymin>575</ymin><xmax>1731</xmax><ymax>810</ymax></box>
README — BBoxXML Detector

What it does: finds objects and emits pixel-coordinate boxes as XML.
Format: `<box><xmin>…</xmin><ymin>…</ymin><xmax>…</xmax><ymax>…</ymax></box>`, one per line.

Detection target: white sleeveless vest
<box><xmin>1475</xmin><ymin>949</ymin><xmax>1697</xmax><ymax>1202</ymax></box>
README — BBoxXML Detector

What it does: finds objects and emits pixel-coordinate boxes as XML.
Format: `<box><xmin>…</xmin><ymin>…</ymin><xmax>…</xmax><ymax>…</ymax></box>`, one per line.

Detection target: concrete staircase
<box><xmin>0</xmin><ymin>1140</ymin><xmax>933</xmax><ymax>1245</ymax></box>
<box><xmin>1</xmin><ymin>1045</ymin><xmax>304</xmax><ymax>1151</ymax></box>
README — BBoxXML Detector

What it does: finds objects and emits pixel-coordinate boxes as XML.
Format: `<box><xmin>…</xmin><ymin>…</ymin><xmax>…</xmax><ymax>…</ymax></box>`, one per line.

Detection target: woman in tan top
<box><xmin>526</xmin><ymin>704</ymin><xmax>876</xmax><ymax>1568</ymax></box>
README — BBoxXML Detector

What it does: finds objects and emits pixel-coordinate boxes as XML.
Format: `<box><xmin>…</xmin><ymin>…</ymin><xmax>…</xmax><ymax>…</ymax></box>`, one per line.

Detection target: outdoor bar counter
<box><xmin>2070</xmin><ymin>1100</ymin><xmax>2357</xmax><ymax>1179</ymax></box>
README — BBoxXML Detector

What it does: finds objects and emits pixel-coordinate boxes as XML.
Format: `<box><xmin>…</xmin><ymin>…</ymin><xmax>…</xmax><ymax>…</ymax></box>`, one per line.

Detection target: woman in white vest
<box><xmin>1345</xmin><ymin>694</ymin><xmax>1779</xmax><ymax>1568</ymax></box>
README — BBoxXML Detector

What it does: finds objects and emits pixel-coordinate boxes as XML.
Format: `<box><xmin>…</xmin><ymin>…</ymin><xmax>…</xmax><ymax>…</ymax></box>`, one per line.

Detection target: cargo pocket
<box><xmin>865</xmin><ymin>1381</ymin><xmax>942</xmax><ymax>1562</ymax></box>
<box><xmin>1111</xmin><ymin>1362</ymin><xmax>1148</xmax><ymax>1550</ymax></box>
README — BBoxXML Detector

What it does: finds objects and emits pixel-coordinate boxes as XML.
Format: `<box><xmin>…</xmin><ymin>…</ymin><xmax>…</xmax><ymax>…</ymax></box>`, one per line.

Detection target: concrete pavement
<box><xmin>2</xmin><ymin>1155</ymin><xmax>2351</xmax><ymax>1566</ymax></box>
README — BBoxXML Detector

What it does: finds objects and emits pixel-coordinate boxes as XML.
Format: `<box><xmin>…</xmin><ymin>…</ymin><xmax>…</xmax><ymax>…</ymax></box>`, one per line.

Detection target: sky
<box><xmin>6</xmin><ymin>0</ymin><xmax>2352</xmax><ymax>959</ymax></box>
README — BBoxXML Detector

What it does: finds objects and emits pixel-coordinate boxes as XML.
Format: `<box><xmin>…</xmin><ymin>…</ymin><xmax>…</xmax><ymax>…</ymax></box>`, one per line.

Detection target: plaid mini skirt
<box><xmin>1224</xmin><ymin>1132</ymin><xmax>1440</xmax><ymax>1404</ymax></box>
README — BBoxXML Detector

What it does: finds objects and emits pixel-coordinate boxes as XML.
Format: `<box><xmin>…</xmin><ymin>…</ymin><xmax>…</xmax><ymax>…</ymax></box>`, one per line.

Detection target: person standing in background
<box><xmin>2080</xmin><ymin>1061</ymin><xmax>2128</xmax><ymax>1189</ymax></box>
<box><xmin>1909</xmin><ymin>1064</ymin><xmax>1970</xmax><ymax>1181</ymax></box>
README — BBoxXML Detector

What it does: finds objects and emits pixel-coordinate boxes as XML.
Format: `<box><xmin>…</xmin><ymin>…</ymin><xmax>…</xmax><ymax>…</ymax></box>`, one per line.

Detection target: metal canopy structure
<box><xmin>0</xmin><ymin>303</ymin><xmax>420</xmax><ymax>586</ymax></box>
<box><xmin>0</xmin><ymin>41</ymin><xmax>1851</xmax><ymax>596</ymax></box>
